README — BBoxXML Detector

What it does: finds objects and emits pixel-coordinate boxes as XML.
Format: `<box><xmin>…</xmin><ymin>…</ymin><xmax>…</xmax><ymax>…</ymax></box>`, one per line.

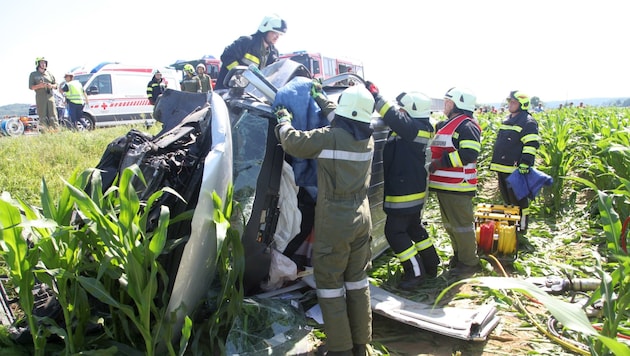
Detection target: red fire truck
<box><xmin>279</xmin><ymin>51</ymin><xmax>364</xmax><ymax>81</ymax></box>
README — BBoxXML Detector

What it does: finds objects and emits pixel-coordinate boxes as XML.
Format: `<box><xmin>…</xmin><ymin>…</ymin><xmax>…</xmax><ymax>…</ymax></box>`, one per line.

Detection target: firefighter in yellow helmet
<box><xmin>28</xmin><ymin>56</ymin><xmax>60</xmax><ymax>131</ymax></box>
<box><xmin>180</xmin><ymin>64</ymin><xmax>201</xmax><ymax>93</ymax></box>
<box><xmin>428</xmin><ymin>87</ymin><xmax>482</xmax><ymax>277</ymax></box>
<box><xmin>274</xmin><ymin>83</ymin><xmax>374</xmax><ymax>355</ymax></box>
<box><xmin>215</xmin><ymin>14</ymin><xmax>287</xmax><ymax>90</ymax></box>
<box><xmin>364</xmin><ymin>81</ymin><xmax>441</xmax><ymax>290</ymax></box>
<box><xmin>490</xmin><ymin>91</ymin><xmax>540</xmax><ymax>235</ymax></box>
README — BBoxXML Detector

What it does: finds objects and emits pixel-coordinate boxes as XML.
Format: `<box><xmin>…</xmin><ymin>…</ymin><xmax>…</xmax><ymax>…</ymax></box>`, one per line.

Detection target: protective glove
<box><xmin>310</xmin><ymin>78</ymin><xmax>324</xmax><ymax>99</ymax></box>
<box><xmin>274</xmin><ymin>106</ymin><xmax>293</xmax><ymax>124</ymax></box>
<box><xmin>365</xmin><ymin>81</ymin><xmax>382</xmax><ymax>101</ymax></box>
<box><xmin>518</xmin><ymin>163</ymin><xmax>530</xmax><ymax>174</ymax></box>
<box><xmin>427</xmin><ymin>158</ymin><xmax>442</xmax><ymax>173</ymax></box>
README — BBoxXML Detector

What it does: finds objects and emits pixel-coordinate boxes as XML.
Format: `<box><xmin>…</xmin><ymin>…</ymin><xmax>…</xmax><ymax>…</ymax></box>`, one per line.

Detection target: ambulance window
<box><xmin>91</xmin><ymin>75</ymin><xmax>112</xmax><ymax>94</ymax></box>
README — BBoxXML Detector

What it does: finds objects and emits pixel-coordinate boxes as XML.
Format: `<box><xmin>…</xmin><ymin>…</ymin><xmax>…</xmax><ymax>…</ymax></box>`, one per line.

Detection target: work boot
<box><xmin>448</xmin><ymin>261</ymin><xmax>481</xmax><ymax>279</ymax></box>
<box><xmin>352</xmin><ymin>344</ymin><xmax>367</xmax><ymax>356</ymax></box>
<box><xmin>414</xmin><ymin>227</ymin><xmax>440</xmax><ymax>278</ymax></box>
<box><xmin>398</xmin><ymin>255</ymin><xmax>426</xmax><ymax>290</ymax></box>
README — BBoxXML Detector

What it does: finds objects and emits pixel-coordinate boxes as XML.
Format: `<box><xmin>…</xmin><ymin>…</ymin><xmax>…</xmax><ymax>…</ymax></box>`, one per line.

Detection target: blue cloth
<box><xmin>273</xmin><ymin>77</ymin><xmax>329</xmax><ymax>200</ymax></box>
<box><xmin>506</xmin><ymin>167</ymin><xmax>553</xmax><ymax>201</ymax></box>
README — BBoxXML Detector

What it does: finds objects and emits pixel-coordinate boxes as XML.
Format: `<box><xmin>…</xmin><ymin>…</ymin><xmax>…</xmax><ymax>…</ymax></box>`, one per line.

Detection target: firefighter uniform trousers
<box><xmin>313</xmin><ymin>194</ymin><xmax>372</xmax><ymax>352</ymax></box>
<box><xmin>436</xmin><ymin>191</ymin><xmax>478</xmax><ymax>266</ymax></box>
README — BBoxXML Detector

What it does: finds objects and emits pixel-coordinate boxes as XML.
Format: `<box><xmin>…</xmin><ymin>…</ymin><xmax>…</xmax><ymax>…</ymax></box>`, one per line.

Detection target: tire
<box><xmin>80</xmin><ymin>113</ymin><xmax>95</xmax><ymax>131</ymax></box>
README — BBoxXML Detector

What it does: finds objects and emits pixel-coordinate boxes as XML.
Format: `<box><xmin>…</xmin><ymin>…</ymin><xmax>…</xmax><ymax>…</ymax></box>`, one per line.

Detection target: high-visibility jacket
<box><xmin>429</xmin><ymin>114</ymin><xmax>481</xmax><ymax>194</ymax></box>
<box><xmin>64</xmin><ymin>80</ymin><xmax>85</xmax><ymax>105</ymax></box>
<box><xmin>381</xmin><ymin>107</ymin><xmax>434</xmax><ymax>215</ymax></box>
<box><xmin>490</xmin><ymin>111</ymin><xmax>540</xmax><ymax>173</ymax></box>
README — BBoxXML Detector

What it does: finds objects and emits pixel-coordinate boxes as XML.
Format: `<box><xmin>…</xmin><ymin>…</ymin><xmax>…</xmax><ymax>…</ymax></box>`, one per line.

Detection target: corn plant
<box><xmin>0</xmin><ymin>194</ymin><xmax>45</xmax><ymax>355</ymax></box>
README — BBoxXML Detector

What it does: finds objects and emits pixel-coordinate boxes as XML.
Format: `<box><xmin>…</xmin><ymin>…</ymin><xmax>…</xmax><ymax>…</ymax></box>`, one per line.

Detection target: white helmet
<box><xmin>444</xmin><ymin>87</ymin><xmax>476</xmax><ymax>112</ymax></box>
<box><xmin>335</xmin><ymin>86</ymin><xmax>375</xmax><ymax>123</ymax></box>
<box><xmin>396</xmin><ymin>91</ymin><xmax>432</xmax><ymax>118</ymax></box>
<box><xmin>258</xmin><ymin>14</ymin><xmax>287</xmax><ymax>34</ymax></box>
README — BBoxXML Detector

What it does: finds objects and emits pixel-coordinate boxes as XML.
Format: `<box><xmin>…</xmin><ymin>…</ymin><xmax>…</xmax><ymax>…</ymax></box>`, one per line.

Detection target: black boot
<box><xmin>415</xmin><ymin>226</ymin><xmax>440</xmax><ymax>278</ymax></box>
<box><xmin>398</xmin><ymin>255</ymin><xmax>426</xmax><ymax>290</ymax></box>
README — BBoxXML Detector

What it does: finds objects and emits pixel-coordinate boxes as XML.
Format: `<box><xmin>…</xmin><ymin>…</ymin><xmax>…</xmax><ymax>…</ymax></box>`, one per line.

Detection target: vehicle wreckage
<box><xmin>0</xmin><ymin>59</ymin><xmax>500</xmax><ymax>351</ymax></box>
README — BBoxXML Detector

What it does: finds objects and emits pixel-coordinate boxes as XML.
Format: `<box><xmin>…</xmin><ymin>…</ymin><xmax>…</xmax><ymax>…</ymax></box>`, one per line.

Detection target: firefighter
<box><xmin>28</xmin><ymin>56</ymin><xmax>59</xmax><ymax>132</ymax></box>
<box><xmin>275</xmin><ymin>84</ymin><xmax>374</xmax><ymax>356</ymax></box>
<box><xmin>146</xmin><ymin>69</ymin><xmax>166</xmax><ymax>105</ymax></box>
<box><xmin>180</xmin><ymin>64</ymin><xmax>201</xmax><ymax>93</ymax></box>
<box><xmin>428</xmin><ymin>87</ymin><xmax>482</xmax><ymax>277</ymax></box>
<box><xmin>196</xmin><ymin>63</ymin><xmax>213</xmax><ymax>93</ymax></box>
<box><xmin>490</xmin><ymin>91</ymin><xmax>540</xmax><ymax>235</ymax></box>
<box><xmin>215</xmin><ymin>14</ymin><xmax>287</xmax><ymax>90</ymax></box>
<box><xmin>365</xmin><ymin>81</ymin><xmax>440</xmax><ymax>290</ymax></box>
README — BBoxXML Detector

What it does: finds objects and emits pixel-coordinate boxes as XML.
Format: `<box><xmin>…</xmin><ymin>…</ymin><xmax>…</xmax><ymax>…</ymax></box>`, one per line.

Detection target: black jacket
<box><xmin>146</xmin><ymin>76</ymin><xmax>165</xmax><ymax>105</ymax></box>
<box><xmin>382</xmin><ymin>108</ymin><xmax>434</xmax><ymax>215</ymax></box>
<box><xmin>215</xmin><ymin>32</ymin><xmax>279</xmax><ymax>89</ymax></box>
<box><xmin>490</xmin><ymin>110</ymin><xmax>540</xmax><ymax>173</ymax></box>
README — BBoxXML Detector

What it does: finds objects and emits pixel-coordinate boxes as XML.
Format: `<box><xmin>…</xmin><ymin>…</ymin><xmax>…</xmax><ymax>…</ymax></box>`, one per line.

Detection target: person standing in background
<box><xmin>60</xmin><ymin>72</ymin><xmax>88</xmax><ymax>129</ymax></box>
<box><xmin>490</xmin><ymin>91</ymin><xmax>540</xmax><ymax>236</ymax></box>
<box><xmin>180</xmin><ymin>64</ymin><xmax>201</xmax><ymax>93</ymax></box>
<box><xmin>196</xmin><ymin>63</ymin><xmax>213</xmax><ymax>93</ymax></box>
<box><xmin>147</xmin><ymin>69</ymin><xmax>167</xmax><ymax>105</ymax></box>
<box><xmin>29</xmin><ymin>56</ymin><xmax>59</xmax><ymax>132</ymax></box>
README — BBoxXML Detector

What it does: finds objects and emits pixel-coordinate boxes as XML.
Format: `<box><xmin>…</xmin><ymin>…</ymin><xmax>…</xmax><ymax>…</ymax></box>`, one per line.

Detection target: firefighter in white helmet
<box><xmin>28</xmin><ymin>56</ymin><xmax>60</xmax><ymax>132</ymax></box>
<box><xmin>428</xmin><ymin>87</ymin><xmax>482</xmax><ymax>278</ymax></box>
<box><xmin>365</xmin><ymin>81</ymin><xmax>440</xmax><ymax>290</ymax></box>
<box><xmin>215</xmin><ymin>14</ymin><xmax>287</xmax><ymax>89</ymax></box>
<box><xmin>274</xmin><ymin>84</ymin><xmax>374</xmax><ymax>356</ymax></box>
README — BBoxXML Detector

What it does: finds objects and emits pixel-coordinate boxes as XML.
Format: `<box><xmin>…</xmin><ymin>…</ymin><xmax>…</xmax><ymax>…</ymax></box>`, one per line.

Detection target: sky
<box><xmin>1</xmin><ymin>0</ymin><xmax>628</xmax><ymax>107</ymax></box>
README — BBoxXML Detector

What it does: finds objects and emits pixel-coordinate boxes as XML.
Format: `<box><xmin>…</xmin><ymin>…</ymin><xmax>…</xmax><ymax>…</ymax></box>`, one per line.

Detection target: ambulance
<box><xmin>71</xmin><ymin>62</ymin><xmax>180</xmax><ymax>128</ymax></box>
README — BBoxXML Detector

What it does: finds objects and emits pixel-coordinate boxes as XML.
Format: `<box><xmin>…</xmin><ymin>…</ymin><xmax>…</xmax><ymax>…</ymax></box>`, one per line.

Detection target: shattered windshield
<box><xmin>231</xmin><ymin>110</ymin><xmax>269</xmax><ymax>224</ymax></box>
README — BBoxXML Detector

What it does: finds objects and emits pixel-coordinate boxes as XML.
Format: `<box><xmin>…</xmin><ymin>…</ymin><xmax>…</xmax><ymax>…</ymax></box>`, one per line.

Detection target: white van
<box><xmin>72</xmin><ymin>62</ymin><xmax>180</xmax><ymax>128</ymax></box>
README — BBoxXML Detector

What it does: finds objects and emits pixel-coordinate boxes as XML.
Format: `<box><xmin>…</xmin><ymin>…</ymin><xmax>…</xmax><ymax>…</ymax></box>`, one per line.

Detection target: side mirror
<box><xmin>223</xmin><ymin>66</ymin><xmax>250</xmax><ymax>89</ymax></box>
<box><xmin>87</xmin><ymin>86</ymin><xmax>99</xmax><ymax>95</ymax></box>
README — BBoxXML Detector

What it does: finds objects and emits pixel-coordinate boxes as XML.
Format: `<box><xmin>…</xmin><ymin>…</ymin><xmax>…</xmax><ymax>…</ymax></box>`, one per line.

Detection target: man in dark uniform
<box><xmin>275</xmin><ymin>84</ymin><xmax>374</xmax><ymax>356</ymax></box>
<box><xmin>180</xmin><ymin>64</ymin><xmax>201</xmax><ymax>93</ymax></box>
<box><xmin>146</xmin><ymin>69</ymin><xmax>166</xmax><ymax>105</ymax></box>
<box><xmin>490</xmin><ymin>91</ymin><xmax>540</xmax><ymax>234</ymax></box>
<box><xmin>366</xmin><ymin>82</ymin><xmax>440</xmax><ymax>290</ymax></box>
<box><xmin>215</xmin><ymin>14</ymin><xmax>286</xmax><ymax>90</ymax></box>
<box><xmin>428</xmin><ymin>87</ymin><xmax>482</xmax><ymax>277</ymax></box>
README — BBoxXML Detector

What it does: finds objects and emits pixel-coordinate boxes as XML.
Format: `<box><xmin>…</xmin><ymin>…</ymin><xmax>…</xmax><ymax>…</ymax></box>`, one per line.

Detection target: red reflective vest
<box><xmin>429</xmin><ymin>114</ymin><xmax>480</xmax><ymax>193</ymax></box>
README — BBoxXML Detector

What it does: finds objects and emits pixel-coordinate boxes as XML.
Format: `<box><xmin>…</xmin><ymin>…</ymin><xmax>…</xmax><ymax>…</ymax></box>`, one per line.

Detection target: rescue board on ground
<box><xmin>301</xmin><ymin>274</ymin><xmax>499</xmax><ymax>341</ymax></box>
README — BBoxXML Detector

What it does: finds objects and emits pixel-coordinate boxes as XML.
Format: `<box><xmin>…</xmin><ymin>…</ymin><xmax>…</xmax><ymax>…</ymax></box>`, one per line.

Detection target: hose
<box><xmin>486</xmin><ymin>254</ymin><xmax>592</xmax><ymax>355</ymax></box>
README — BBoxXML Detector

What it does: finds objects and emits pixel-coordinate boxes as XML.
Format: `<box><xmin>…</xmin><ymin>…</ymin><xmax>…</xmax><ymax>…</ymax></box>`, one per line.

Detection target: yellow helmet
<box><xmin>184</xmin><ymin>64</ymin><xmax>195</xmax><ymax>74</ymax></box>
<box><xmin>507</xmin><ymin>90</ymin><xmax>530</xmax><ymax>111</ymax></box>
<box><xmin>335</xmin><ymin>86</ymin><xmax>375</xmax><ymax>123</ymax></box>
<box><xmin>35</xmin><ymin>56</ymin><xmax>48</xmax><ymax>66</ymax></box>
<box><xmin>396</xmin><ymin>91</ymin><xmax>432</xmax><ymax>118</ymax></box>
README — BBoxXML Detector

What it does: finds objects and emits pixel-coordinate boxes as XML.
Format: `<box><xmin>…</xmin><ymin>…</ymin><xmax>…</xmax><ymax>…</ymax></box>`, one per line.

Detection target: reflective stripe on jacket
<box><xmin>64</xmin><ymin>80</ymin><xmax>85</xmax><ymax>104</ymax></box>
<box><xmin>490</xmin><ymin>111</ymin><xmax>540</xmax><ymax>173</ymax></box>
<box><xmin>429</xmin><ymin>114</ymin><xmax>480</xmax><ymax>193</ymax></box>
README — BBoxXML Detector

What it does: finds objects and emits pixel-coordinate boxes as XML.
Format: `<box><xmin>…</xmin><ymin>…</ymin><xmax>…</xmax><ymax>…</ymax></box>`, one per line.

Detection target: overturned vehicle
<box><xmin>0</xmin><ymin>59</ymin><xmax>499</xmax><ymax>353</ymax></box>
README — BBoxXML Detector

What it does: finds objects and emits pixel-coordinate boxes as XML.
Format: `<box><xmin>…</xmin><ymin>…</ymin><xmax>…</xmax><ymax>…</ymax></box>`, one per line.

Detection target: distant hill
<box><xmin>0</xmin><ymin>103</ymin><xmax>31</xmax><ymax>117</ymax></box>
<box><xmin>483</xmin><ymin>97</ymin><xmax>630</xmax><ymax>109</ymax></box>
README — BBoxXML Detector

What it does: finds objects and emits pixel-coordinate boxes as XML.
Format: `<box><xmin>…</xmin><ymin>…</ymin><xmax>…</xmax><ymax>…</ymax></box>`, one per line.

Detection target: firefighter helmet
<box><xmin>396</xmin><ymin>91</ymin><xmax>432</xmax><ymax>118</ymax></box>
<box><xmin>444</xmin><ymin>87</ymin><xmax>476</xmax><ymax>112</ymax></box>
<box><xmin>183</xmin><ymin>64</ymin><xmax>195</xmax><ymax>74</ymax></box>
<box><xmin>35</xmin><ymin>56</ymin><xmax>48</xmax><ymax>66</ymax></box>
<box><xmin>258</xmin><ymin>15</ymin><xmax>287</xmax><ymax>34</ymax></box>
<box><xmin>507</xmin><ymin>90</ymin><xmax>530</xmax><ymax>111</ymax></box>
<box><xmin>152</xmin><ymin>69</ymin><xmax>161</xmax><ymax>76</ymax></box>
<box><xmin>335</xmin><ymin>86</ymin><xmax>375</xmax><ymax>123</ymax></box>
<box><xmin>196</xmin><ymin>63</ymin><xmax>205</xmax><ymax>70</ymax></box>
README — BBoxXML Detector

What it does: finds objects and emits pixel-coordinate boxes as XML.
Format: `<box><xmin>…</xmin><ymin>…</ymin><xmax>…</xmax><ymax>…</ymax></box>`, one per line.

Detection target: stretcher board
<box><xmin>302</xmin><ymin>274</ymin><xmax>500</xmax><ymax>341</ymax></box>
